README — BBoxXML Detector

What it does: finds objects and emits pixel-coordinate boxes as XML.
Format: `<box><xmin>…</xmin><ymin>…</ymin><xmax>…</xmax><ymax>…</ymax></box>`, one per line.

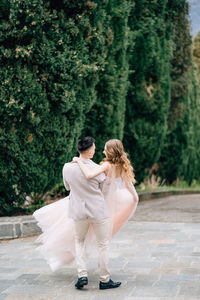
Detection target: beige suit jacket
<box><xmin>62</xmin><ymin>158</ymin><xmax>108</xmax><ymax>220</ymax></box>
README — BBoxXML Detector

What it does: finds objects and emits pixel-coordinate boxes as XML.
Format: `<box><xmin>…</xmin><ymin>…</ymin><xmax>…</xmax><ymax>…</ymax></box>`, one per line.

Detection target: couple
<box><xmin>33</xmin><ymin>137</ymin><xmax>138</xmax><ymax>290</ymax></box>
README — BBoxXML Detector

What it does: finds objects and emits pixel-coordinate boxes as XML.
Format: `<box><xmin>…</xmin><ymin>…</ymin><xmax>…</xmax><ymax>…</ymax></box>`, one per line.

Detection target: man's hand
<box><xmin>72</xmin><ymin>157</ymin><xmax>80</xmax><ymax>163</ymax></box>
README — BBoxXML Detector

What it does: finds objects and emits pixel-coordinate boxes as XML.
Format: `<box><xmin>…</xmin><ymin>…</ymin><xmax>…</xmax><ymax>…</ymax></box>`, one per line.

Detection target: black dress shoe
<box><xmin>99</xmin><ymin>279</ymin><xmax>121</xmax><ymax>290</ymax></box>
<box><xmin>75</xmin><ymin>277</ymin><xmax>88</xmax><ymax>289</ymax></box>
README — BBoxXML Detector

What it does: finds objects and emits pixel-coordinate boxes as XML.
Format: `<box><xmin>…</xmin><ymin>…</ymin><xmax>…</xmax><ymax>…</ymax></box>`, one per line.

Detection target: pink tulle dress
<box><xmin>33</xmin><ymin>168</ymin><xmax>138</xmax><ymax>271</ymax></box>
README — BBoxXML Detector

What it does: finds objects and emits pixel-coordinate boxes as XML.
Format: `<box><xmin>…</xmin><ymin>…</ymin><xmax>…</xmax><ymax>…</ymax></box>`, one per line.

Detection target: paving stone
<box><xmin>0</xmin><ymin>294</ymin><xmax>8</xmax><ymax>300</ymax></box>
<box><xmin>0</xmin><ymin>281</ymin><xmax>15</xmax><ymax>293</ymax></box>
<box><xmin>177</xmin><ymin>256</ymin><xmax>200</xmax><ymax>263</ymax></box>
<box><xmin>160</xmin><ymin>273</ymin><xmax>199</xmax><ymax>282</ymax></box>
<box><xmin>153</xmin><ymin>280</ymin><xmax>179</xmax><ymax>289</ymax></box>
<box><xmin>3</xmin><ymin>295</ymin><xmax>56</xmax><ymax>300</ymax></box>
<box><xmin>179</xmin><ymin>267</ymin><xmax>200</xmax><ymax>275</ymax></box>
<box><xmin>150</xmin><ymin>266</ymin><xmax>179</xmax><ymax>276</ymax></box>
<box><xmin>125</xmin><ymin>297</ymin><xmax>161</xmax><ymax>300</ymax></box>
<box><xmin>174</xmin><ymin>298</ymin><xmax>200</xmax><ymax>300</ymax></box>
<box><xmin>190</xmin><ymin>261</ymin><xmax>200</xmax><ymax>268</ymax></box>
<box><xmin>125</xmin><ymin>260</ymin><xmax>161</xmax><ymax>269</ymax></box>
<box><xmin>152</xmin><ymin>251</ymin><xmax>177</xmax><ymax>257</ymax></box>
<box><xmin>130</xmin><ymin>282</ymin><xmax>178</xmax><ymax>297</ymax></box>
<box><xmin>0</xmin><ymin>268</ymin><xmax>18</xmax><ymax>274</ymax></box>
<box><xmin>0</xmin><ymin>273</ymin><xmax>21</xmax><ymax>281</ymax></box>
<box><xmin>14</xmin><ymin>273</ymin><xmax>40</xmax><ymax>284</ymax></box>
<box><xmin>178</xmin><ymin>282</ymin><xmax>200</xmax><ymax>297</ymax></box>
<box><xmin>158</xmin><ymin>261</ymin><xmax>192</xmax><ymax>272</ymax></box>
<box><xmin>126</xmin><ymin>280</ymin><xmax>153</xmax><ymax>289</ymax></box>
<box><xmin>94</xmin><ymin>296</ymin><xmax>129</xmax><ymax>300</ymax></box>
<box><xmin>3</xmin><ymin>284</ymin><xmax>54</xmax><ymax>295</ymax></box>
<box><xmin>134</xmin><ymin>274</ymin><xmax>160</xmax><ymax>283</ymax></box>
<box><xmin>109</xmin><ymin>257</ymin><xmax>127</xmax><ymax>268</ymax></box>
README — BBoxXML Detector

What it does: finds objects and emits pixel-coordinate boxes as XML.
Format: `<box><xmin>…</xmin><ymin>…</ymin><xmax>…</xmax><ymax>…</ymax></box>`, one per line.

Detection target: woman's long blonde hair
<box><xmin>101</xmin><ymin>139</ymin><xmax>136</xmax><ymax>184</ymax></box>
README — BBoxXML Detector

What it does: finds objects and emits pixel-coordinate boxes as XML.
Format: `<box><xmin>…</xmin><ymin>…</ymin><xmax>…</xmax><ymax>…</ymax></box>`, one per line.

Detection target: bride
<box><xmin>33</xmin><ymin>139</ymin><xmax>138</xmax><ymax>271</ymax></box>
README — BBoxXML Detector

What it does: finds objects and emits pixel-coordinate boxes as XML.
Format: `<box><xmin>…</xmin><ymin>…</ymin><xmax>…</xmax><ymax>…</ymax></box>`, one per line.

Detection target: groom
<box><xmin>62</xmin><ymin>136</ymin><xmax>121</xmax><ymax>290</ymax></box>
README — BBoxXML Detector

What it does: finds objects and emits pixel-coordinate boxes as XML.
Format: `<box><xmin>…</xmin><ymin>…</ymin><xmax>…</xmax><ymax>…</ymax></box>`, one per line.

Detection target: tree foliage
<box><xmin>0</xmin><ymin>0</ymin><xmax>108</xmax><ymax>215</ymax></box>
<box><xmin>83</xmin><ymin>0</ymin><xmax>131</xmax><ymax>163</ymax></box>
<box><xmin>123</xmin><ymin>0</ymin><xmax>173</xmax><ymax>183</ymax></box>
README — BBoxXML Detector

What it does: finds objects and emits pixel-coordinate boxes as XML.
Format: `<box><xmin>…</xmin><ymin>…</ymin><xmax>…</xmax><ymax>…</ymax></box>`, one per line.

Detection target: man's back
<box><xmin>63</xmin><ymin>158</ymin><xmax>108</xmax><ymax>220</ymax></box>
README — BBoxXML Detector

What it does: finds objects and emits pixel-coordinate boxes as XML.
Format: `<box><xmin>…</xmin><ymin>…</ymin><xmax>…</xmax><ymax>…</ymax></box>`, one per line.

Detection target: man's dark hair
<box><xmin>77</xmin><ymin>136</ymin><xmax>95</xmax><ymax>152</ymax></box>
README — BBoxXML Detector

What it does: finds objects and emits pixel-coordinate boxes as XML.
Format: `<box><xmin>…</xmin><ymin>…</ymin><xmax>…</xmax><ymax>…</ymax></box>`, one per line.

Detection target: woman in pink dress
<box><xmin>33</xmin><ymin>139</ymin><xmax>138</xmax><ymax>271</ymax></box>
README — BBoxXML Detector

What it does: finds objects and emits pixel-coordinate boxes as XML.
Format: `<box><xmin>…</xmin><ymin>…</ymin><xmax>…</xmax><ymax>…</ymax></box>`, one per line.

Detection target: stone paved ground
<box><xmin>0</xmin><ymin>194</ymin><xmax>200</xmax><ymax>300</ymax></box>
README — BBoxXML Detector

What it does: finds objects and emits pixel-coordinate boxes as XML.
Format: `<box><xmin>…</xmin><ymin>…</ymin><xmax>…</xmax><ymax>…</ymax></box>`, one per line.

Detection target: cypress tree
<box><xmin>124</xmin><ymin>0</ymin><xmax>173</xmax><ymax>183</ymax></box>
<box><xmin>83</xmin><ymin>0</ymin><xmax>132</xmax><ymax>162</ymax></box>
<box><xmin>182</xmin><ymin>63</ymin><xmax>200</xmax><ymax>183</ymax></box>
<box><xmin>193</xmin><ymin>31</ymin><xmax>200</xmax><ymax>81</ymax></box>
<box><xmin>158</xmin><ymin>0</ymin><xmax>200</xmax><ymax>184</ymax></box>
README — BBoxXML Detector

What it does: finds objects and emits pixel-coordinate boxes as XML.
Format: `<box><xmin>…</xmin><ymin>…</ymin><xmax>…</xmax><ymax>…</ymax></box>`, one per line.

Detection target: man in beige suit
<box><xmin>62</xmin><ymin>137</ymin><xmax>121</xmax><ymax>290</ymax></box>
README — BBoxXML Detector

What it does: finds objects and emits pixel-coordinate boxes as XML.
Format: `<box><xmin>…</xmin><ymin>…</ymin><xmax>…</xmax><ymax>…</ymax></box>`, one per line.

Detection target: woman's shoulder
<box><xmin>99</xmin><ymin>161</ymin><xmax>110</xmax><ymax>169</ymax></box>
<box><xmin>101</xmin><ymin>161</ymin><xmax>110</xmax><ymax>167</ymax></box>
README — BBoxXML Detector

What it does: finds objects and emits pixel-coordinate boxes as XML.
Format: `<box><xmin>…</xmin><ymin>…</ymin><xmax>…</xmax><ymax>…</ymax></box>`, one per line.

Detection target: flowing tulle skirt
<box><xmin>33</xmin><ymin>183</ymin><xmax>138</xmax><ymax>271</ymax></box>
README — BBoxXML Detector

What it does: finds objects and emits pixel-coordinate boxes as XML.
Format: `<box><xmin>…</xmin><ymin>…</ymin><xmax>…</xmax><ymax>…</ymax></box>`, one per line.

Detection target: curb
<box><xmin>137</xmin><ymin>189</ymin><xmax>200</xmax><ymax>201</ymax></box>
<box><xmin>1</xmin><ymin>190</ymin><xmax>200</xmax><ymax>240</ymax></box>
<box><xmin>0</xmin><ymin>215</ymin><xmax>41</xmax><ymax>240</ymax></box>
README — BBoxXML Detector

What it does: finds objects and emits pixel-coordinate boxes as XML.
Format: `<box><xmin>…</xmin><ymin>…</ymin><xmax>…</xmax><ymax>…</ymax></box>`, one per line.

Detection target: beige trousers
<box><xmin>74</xmin><ymin>218</ymin><xmax>110</xmax><ymax>283</ymax></box>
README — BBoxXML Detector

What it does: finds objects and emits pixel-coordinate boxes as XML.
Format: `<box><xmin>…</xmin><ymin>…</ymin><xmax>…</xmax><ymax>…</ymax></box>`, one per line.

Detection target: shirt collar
<box><xmin>80</xmin><ymin>157</ymin><xmax>91</xmax><ymax>162</ymax></box>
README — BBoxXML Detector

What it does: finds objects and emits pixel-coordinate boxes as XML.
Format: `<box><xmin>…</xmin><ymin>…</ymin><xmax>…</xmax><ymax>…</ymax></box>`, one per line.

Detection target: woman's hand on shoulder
<box><xmin>72</xmin><ymin>157</ymin><xmax>80</xmax><ymax>163</ymax></box>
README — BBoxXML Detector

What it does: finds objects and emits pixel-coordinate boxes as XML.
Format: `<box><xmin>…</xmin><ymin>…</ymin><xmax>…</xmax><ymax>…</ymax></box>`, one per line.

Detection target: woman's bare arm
<box><xmin>73</xmin><ymin>158</ymin><xmax>109</xmax><ymax>179</ymax></box>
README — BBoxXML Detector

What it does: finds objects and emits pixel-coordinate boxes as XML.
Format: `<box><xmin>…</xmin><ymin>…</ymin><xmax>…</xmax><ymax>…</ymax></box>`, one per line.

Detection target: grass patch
<box><xmin>136</xmin><ymin>176</ymin><xmax>200</xmax><ymax>192</ymax></box>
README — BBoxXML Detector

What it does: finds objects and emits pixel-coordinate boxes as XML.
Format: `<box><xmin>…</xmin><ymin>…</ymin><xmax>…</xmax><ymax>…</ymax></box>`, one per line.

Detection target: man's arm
<box><xmin>62</xmin><ymin>164</ymin><xmax>70</xmax><ymax>191</ymax></box>
<box><xmin>98</xmin><ymin>170</ymin><xmax>106</xmax><ymax>191</ymax></box>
